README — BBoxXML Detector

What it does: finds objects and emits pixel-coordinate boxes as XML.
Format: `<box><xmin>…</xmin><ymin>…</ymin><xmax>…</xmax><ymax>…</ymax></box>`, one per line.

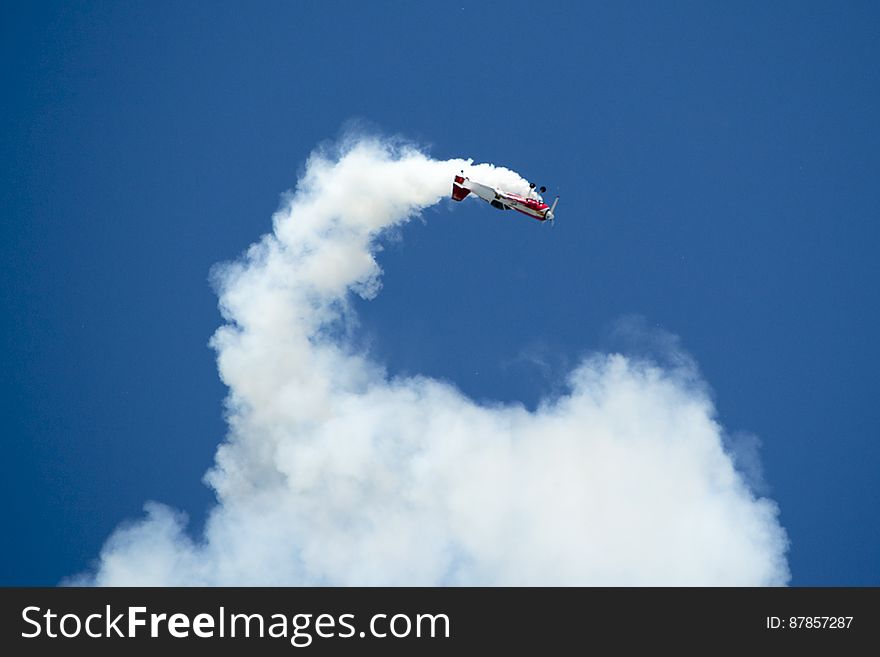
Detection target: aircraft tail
<box><xmin>451</xmin><ymin>174</ymin><xmax>470</xmax><ymax>202</ymax></box>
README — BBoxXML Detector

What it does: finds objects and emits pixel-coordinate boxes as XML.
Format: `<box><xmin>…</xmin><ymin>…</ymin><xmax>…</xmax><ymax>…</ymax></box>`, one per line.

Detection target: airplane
<box><xmin>451</xmin><ymin>172</ymin><xmax>559</xmax><ymax>224</ymax></box>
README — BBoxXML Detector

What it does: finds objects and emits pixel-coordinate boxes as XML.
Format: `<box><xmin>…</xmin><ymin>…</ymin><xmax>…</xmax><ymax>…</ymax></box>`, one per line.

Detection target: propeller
<box><xmin>545</xmin><ymin>196</ymin><xmax>560</xmax><ymax>226</ymax></box>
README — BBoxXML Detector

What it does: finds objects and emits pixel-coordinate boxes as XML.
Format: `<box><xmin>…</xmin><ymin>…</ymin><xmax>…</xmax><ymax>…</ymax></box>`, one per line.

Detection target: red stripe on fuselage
<box><xmin>500</xmin><ymin>193</ymin><xmax>549</xmax><ymax>220</ymax></box>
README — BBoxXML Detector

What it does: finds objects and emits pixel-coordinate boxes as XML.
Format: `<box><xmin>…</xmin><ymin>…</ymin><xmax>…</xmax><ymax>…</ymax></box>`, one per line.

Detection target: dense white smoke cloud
<box><xmin>77</xmin><ymin>136</ymin><xmax>789</xmax><ymax>585</ymax></box>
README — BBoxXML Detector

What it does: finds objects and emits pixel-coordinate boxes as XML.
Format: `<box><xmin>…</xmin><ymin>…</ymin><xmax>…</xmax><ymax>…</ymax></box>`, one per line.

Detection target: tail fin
<box><xmin>452</xmin><ymin>174</ymin><xmax>470</xmax><ymax>202</ymax></box>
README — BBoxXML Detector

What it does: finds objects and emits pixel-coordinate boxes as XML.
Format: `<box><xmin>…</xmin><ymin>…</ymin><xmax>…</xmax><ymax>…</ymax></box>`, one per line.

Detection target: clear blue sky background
<box><xmin>2</xmin><ymin>1</ymin><xmax>878</xmax><ymax>585</ymax></box>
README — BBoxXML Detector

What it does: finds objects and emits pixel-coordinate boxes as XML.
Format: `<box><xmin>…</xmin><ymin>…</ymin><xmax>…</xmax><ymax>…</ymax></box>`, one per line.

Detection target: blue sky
<box><xmin>2</xmin><ymin>1</ymin><xmax>878</xmax><ymax>585</ymax></box>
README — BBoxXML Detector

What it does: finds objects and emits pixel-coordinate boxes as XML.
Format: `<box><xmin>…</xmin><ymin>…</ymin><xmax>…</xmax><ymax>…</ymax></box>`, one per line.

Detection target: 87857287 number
<box><xmin>788</xmin><ymin>616</ymin><xmax>852</xmax><ymax>629</ymax></box>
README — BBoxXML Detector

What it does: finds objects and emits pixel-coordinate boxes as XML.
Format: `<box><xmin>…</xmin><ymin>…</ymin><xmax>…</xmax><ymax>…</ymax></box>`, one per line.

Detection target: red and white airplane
<box><xmin>452</xmin><ymin>172</ymin><xmax>559</xmax><ymax>224</ymax></box>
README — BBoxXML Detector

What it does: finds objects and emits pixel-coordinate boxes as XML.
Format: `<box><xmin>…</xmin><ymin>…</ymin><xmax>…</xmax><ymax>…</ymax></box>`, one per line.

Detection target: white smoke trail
<box><xmin>77</xmin><ymin>136</ymin><xmax>789</xmax><ymax>585</ymax></box>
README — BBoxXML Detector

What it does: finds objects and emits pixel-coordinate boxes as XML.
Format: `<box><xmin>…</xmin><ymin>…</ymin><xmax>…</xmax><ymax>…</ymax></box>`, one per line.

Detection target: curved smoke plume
<box><xmin>76</xmin><ymin>136</ymin><xmax>789</xmax><ymax>585</ymax></box>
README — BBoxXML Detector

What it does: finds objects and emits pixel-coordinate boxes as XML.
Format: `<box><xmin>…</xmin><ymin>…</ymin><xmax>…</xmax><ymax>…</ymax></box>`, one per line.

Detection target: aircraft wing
<box><xmin>464</xmin><ymin>180</ymin><xmax>498</xmax><ymax>203</ymax></box>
